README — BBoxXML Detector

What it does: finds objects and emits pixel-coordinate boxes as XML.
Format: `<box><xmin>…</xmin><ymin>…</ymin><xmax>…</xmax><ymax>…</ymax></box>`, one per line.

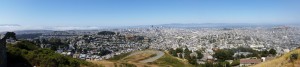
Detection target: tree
<box><xmin>7</xmin><ymin>40</ymin><xmax>100</xmax><ymax>67</ymax></box>
<box><xmin>175</xmin><ymin>48</ymin><xmax>183</xmax><ymax>54</ymax></box>
<box><xmin>187</xmin><ymin>56</ymin><xmax>197</xmax><ymax>65</ymax></box>
<box><xmin>240</xmin><ymin>54</ymin><xmax>245</xmax><ymax>58</ymax></box>
<box><xmin>183</xmin><ymin>48</ymin><xmax>192</xmax><ymax>59</ymax></box>
<box><xmin>215</xmin><ymin>62</ymin><xmax>231</xmax><ymax>67</ymax></box>
<box><xmin>205</xmin><ymin>62</ymin><xmax>214</xmax><ymax>67</ymax></box>
<box><xmin>196</xmin><ymin>50</ymin><xmax>203</xmax><ymax>59</ymax></box>
<box><xmin>169</xmin><ymin>49</ymin><xmax>177</xmax><ymax>57</ymax></box>
<box><xmin>248</xmin><ymin>52</ymin><xmax>259</xmax><ymax>58</ymax></box>
<box><xmin>261</xmin><ymin>50</ymin><xmax>269</xmax><ymax>57</ymax></box>
<box><xmin>46</xmin><ymin>38</ymin><xmax>68</xmax><ymax>50</ymax></box>
<box><xmin>1</xmin><ymin>32</ymin><xmax>17</xmax><ymax>67</ymax></box>
<box><xmin>175</xmin><ymin>48</ymin><xmax>183</xmax><ymax>58</ymax></box>
<box><xmin>213</xmin><ymin>50</ymin><xmax>234</xmax><ymax>61</ymax></box>
<box><xmin>269</xmin><ymin>48</ymin><xmax>277</xmax><ymax>56</ymax></box>
<box><xmin>99</xmin><ymin>49</ymin><xmax>112</xmax><ymax>56</ymax></box>
<box><xmin>3</xmin><ymin>32</ymin><xmax>17</xmax><ymax>40</ymax></box>
<box><xmin>223</xmin><ymin>61</ymin><xmax>231</xmax><ymax>67</ymax></box>
<box><xmin>13</xmin><ymin>40</ymin><xmax>39</xmax><ymax>51</ymax></box>
<box><xmin>231</xmin><ymin>60</ymin><xmax>240</xmax><ymax>66</ymax></box>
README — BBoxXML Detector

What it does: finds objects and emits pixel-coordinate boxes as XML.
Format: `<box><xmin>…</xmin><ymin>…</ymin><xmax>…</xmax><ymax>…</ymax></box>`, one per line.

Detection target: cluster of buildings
<box><xmin>122</xmin><ymin>26</ymin><xmax>300</xmax><ymax>66</ymax></box>
<box><xmin>34</xmin><ymin>31</ymin><xmax>150</xmax><ymax>60</ymax></box>
<box><xmin>126</xmin><ymin>26</ymin><xmax>300</xmax><ymax>54</ymax></box>
<box><xmin>8</xmin><ymin>25</ymin><xmax>300</xmax><ymax>66</ymax></box>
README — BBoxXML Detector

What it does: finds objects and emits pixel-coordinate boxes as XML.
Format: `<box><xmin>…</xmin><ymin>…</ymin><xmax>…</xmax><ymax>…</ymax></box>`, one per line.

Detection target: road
<box><xmin>139</xmin><ymin>51</ymin><xmax>164</xmax><ymax>63</ymax></box>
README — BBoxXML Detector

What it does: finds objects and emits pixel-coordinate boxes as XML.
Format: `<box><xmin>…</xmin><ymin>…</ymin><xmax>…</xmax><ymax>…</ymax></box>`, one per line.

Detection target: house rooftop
<box><xmin>240</xmin><ymin>59</ymin><xmax>262</xmax><ymax>64</ymax></box>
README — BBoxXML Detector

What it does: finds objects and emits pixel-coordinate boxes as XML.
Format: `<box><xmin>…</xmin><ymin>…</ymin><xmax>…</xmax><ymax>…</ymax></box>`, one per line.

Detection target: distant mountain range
<box><xmin>157</xmin><ymin>23</ymin><xmax>300</xmax><ymax>28</ymax></box>
<box><xmin>0</xmin><ymin>23</ymin><xmax>299</xmax><ymax>33</ymax></box>
<box><xmin>156</xmin><ymin>23</ymin><xmax>257</xmax><ymax>28</ymax></box>
<box><xmin>0</xmin><ymin>24</ymin><xmax>21</xmax><ymax>27</ymax></box>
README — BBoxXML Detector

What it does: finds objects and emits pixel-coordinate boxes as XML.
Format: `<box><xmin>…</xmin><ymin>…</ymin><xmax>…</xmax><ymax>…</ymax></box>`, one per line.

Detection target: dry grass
<box><xmin>87</xmin><ymin>60</ymin><xmax>115</xmax><ymax>67</ymax></box>
<box><xmin>88</xmin><ymin>50</ymin><xmax>160</xmax><ymax>67</ymax></box>
<box><xmin>251</xmin><ymin>49</ymin><xmax>300</xmax><ymax>67</ymax></box>
<box><xmin>121</xmin><ymin>51</ymin><xmax>159</xmax><ymax>67</ymax></box>
<box><xmin>87</xmin><ymin>50</ymin><xmax>193</xmax><ymax>67</ymax></box>
<box><xmin>152</xmin><ymin>51</ymin><xmax>194</xmax><ymax>67</ymax></box>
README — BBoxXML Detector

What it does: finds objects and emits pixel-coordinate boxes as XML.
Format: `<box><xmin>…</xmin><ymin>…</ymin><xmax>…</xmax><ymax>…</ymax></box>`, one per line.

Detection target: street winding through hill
<box><xmin>139</xmin><ymin>51</ymin><xmax>164</xmax><ymax>63</ymax></box>
<box><xmin>124</xmin><ymin>50</ymin><xmax>165</xmax><ymax>63</ymax></box>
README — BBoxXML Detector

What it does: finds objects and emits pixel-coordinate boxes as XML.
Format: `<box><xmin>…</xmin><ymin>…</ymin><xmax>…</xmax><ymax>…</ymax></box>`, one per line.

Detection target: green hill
<box><xmin>152</xmin><ymin>51</ymin><xmax>194</xmax><ymax>67</ymax></box>
<box><xmin>252</xmin><ymin>49</ymin><xmax>300</xmax><ymax>67</ymax></box>
<box><xmin>6</xmin><ymin>40</ymin><xmax>102</xmax><ymax>67</ymax></box>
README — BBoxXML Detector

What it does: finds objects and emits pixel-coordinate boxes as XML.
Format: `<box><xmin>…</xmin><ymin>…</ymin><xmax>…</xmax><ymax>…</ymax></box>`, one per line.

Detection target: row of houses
<box><xmin>57</xmin><ymin>48</ymin><xmax>137</xmax><ymax>61</ymax></box>
<box><xmin>239</xmin><ymin>56</ymin><xmax>275</xmax><ymax>66</ymax></box>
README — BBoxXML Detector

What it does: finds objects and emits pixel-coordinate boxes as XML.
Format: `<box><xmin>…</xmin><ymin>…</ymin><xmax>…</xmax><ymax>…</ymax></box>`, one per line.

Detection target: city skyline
<box><xmin>1</xmin><ymin>1</ymin><xmax>300</xmax><ymax>66</ymax></box>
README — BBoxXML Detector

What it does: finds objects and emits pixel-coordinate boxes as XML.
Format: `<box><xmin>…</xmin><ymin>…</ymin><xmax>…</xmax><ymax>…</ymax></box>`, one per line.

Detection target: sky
<box><xmin>0</xmin><ymin>0</ymin><xmax>300</xmax><ymax>28</ymax></box>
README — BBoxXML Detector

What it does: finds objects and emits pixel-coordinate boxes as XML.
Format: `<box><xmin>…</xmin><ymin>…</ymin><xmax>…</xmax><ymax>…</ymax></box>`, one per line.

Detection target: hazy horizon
<box><xmin>1</xmin><ymin>1</ymin><xmax>300</xmax><ymax>67</ymax></box>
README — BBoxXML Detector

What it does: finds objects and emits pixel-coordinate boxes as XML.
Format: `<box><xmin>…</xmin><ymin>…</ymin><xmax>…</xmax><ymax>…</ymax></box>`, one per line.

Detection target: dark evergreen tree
<box><xmin>269</xmin><ymin>48</ymin><xmax>277</xmax><ymax>55</ymax></box>
<box><xmin>196</xmin><ymin>50</ymin><xmax>203</xmax><ymax>59</ymax></box>
<box><xmin>213</xmin><ymin>49</ymin><xmax>234</xmax><ymax>61</ymax></box>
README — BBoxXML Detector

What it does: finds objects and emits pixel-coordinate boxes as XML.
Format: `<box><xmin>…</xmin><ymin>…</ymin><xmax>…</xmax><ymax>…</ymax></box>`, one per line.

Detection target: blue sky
<box><xmin>0</xmin><ymin>0</ymin><xmax>299</xmax><ymax>27</ymax></box>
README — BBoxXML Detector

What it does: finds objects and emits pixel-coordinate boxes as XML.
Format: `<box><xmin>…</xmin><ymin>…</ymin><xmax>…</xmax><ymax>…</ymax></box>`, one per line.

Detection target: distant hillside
<box><xmin>6</xmin><ymin>40</ymin><xmax>102</xmax><ymax>67</ymax></box>
<box><xmin>149</xmin><ymin>23</ymin><xmax>287</xmax><ymax>28</ymax></box>
<box><xmin>251</xmin><ymin>49</ymin><xmax>300</xmax><ymax>67</ymax></box>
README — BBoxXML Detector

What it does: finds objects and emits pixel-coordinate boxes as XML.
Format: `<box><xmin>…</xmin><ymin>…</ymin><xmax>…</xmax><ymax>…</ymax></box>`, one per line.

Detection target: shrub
<box><xmin>290</xmin><ymin>53</ymin><xmax>298</xmax><ymax>62</ymax></box>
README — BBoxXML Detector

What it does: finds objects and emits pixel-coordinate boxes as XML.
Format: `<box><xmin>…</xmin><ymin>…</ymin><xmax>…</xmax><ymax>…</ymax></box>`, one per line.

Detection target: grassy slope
<box><xmin>251</xmin><ymin>49</ymin><xmax>300</xmax><ymax>67</ymax></box>
<box><xmin>90</xmin><ymin>50</ymin><xmax>194</xmax><ymax>67</ymax></box>
<box><xmin>108</xmin><ymin>52</ymin><xmax>132</xmax><ymax>61</ymax></box>
<box><xmin>6</xmin><ymin>41</ymin><xmax>102</xmax><ymax>67</ymax></box>
<box><xmin>152</xmin><ymin>51</ymin><xmax>194</xmax><ymax>67</ymax></box>
<box><xmin>90</xmin><ymin>50</ymin><xmax>158</xmax><ymax>67</ymax></box>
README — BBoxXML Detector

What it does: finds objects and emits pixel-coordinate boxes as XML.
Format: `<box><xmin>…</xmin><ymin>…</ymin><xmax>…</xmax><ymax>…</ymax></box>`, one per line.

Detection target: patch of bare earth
<box><xmin>88</xmin><ymin>60</ymin><xmax>115</xmax><ymax>67</ymax></box>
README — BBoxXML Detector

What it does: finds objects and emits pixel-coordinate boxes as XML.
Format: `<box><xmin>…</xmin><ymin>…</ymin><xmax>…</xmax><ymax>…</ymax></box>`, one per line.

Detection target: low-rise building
<box><xmin>240</xmin><ymin>59</ymin><xmax>262</xmax><ymax>66</ymax></box>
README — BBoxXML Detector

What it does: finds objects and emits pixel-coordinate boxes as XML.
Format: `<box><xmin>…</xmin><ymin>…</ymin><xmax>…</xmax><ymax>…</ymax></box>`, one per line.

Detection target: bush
<box><xmin>231</xmin><ymin>60</ymin><xmax>240</xmax><ymax>66</ymax></box>
<box><xmin>13</xmin><ymin>40</ymin><xmax>39</xmax><ymax>51</ymax></box>
<box><xmin>119</xmin><ymin>63</ymin><xmax>136</xmax><ymax>67</ymax></box>
<box><xmin>196</xmin><ymin>50</ymin><xmax>203</xmax><ymax>59</ymax></box>
<box><xmin>153</xmin><ymin>53</ymin><xmax>187</xmax><ymax>67</ymax></box>
<box><xmin>290</xmin><ymin>53</ymin><xmax>298</xmax><ymax>62</ymax></box>
<box><xmin>169</xmin><ymin>49</ymin><xmax>177</xmax><ymax>57</ymax></box>
<box><xmin>213</xmin><ymin>49</ymin><xmax>234</xmax><ymax>61</ymax></box>
<box><xmin>269</xmin><ymin>49</ymin><xmax>277</xmax><ymax>55</ymax></box>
